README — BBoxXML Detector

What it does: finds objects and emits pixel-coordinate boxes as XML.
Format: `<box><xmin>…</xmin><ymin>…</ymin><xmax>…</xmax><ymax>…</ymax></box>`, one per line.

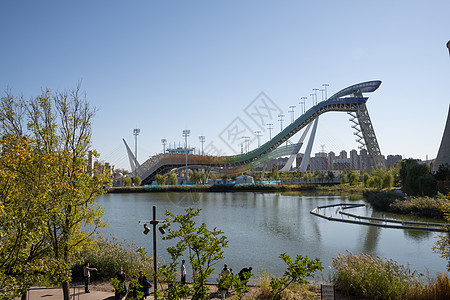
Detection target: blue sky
<box><xmin>1</xmin><ymin>1</ymin><xmax>449</xmax><ymax>171</ymax></box>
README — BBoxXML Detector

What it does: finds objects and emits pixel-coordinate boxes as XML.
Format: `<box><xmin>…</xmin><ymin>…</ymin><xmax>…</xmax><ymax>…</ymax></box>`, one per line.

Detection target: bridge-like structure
<box><xmin>130</xmin><ymin>80</ymin><xmax>384</xmax><ymax>185</ymax></box>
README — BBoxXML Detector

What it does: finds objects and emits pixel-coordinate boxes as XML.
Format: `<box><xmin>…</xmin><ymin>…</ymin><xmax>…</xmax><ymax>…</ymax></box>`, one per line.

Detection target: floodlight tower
<box><xmin>278</xmin><ymin>114</ymin><xmax>285</xmax><ymax>131</ymax></box>
<box><xmin>161</xmin><ymin>139</ymin><xmax>167</xmax><ymax>154</ymax></box>
<box><xmin>300</xmin><ymin>97</ymin><xmax>307</xmax><ymax>113</ymax></box>
<box><xmin>199</xmin><ymin>136</ymin><xmax>205</xmax><ymax>155</ymax></box>
<box><xmin>255</xmin><ymin>131</ymin><xmax>262</xmax><ymax>148</ymax></box>
<box><xmin>182</xmin><ymin>130</ymin><xmax>190</xmax><ymax>181</ymax></box>
<box><xmin>133</xmin><ymin>128</ymin><xmax>140</xmax><ymax>175</ymax></box>
<box><xmin>267</xmin><ymin>123</ymin><xmax>273</xmax><ymax>140</ymax></box>
<box><xmin>289</xmin><ymin>105</ymin><xmax>296</xmax><ymax>123</ymax></box>
<box><xmin>322</xmin><ymin>83</ymin><xmax>329</xmax><ymax>100</ymax></box>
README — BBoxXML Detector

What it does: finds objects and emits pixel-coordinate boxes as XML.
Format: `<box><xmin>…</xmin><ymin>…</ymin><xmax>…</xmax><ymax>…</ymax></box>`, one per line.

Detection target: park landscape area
<box><xmin>2</xmin><ymin>2</ymin><xmax>450</xmax><ymax>299</ymax></box>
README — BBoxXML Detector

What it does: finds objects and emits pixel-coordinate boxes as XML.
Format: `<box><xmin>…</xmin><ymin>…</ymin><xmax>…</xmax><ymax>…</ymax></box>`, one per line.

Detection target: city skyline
<box><xmin>1</xmin><ymin>1</ymin><xmax>449</xmax><ymax>171</ymax></box>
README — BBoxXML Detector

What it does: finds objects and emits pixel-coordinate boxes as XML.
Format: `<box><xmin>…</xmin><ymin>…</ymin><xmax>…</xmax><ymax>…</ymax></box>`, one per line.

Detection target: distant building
<box><xmin>386</xmin><ymin>155</ymin><xmax>402</xmax><ymax>167</ymax></box>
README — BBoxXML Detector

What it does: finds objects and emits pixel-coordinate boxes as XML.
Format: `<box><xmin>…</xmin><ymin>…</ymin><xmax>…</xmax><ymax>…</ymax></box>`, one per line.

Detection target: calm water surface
<box><xmin>97</xmin><ymin>192</ymin><xmax>447</xmax><ymax>280</ymax></box>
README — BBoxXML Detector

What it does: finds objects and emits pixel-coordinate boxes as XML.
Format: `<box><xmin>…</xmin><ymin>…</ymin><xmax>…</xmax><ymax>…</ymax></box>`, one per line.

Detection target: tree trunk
<box><xmin>21</xmin><ymin>292</ymin><xmax>27</xmax><ymax>300</ymax></box>
<box><xmin>62</xmin><ymin>281</ymin><xmax>70</xmax><ymax>300</ymax></box>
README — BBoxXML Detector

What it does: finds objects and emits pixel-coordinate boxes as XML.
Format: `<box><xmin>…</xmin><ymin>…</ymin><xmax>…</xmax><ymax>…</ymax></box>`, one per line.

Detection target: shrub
<box><xmin>332</xmin><ymin>251</ymin><xmax>423</xmax><ymax>299</ymax></box>
<box><xmin>390</xmin><ymin>196</ymin><xmax>446</xmax><ymax>219</ymax></box>
<box><xmin>71</xmin><ymin>235</ymin><xmax>154</xmax><ymax>282</ymax></box>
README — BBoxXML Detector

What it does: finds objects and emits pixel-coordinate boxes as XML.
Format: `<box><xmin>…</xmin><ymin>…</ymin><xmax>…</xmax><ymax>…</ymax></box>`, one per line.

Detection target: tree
<box><xmin>0</xmin><ymin>87</ymin><xmax>108</xmax><ymax>300</ymax></box>
<box><xmin>347</xmin><ymin>172</ymin><xmax>360</xmax><ymax>186</ymax></box>
<box><xmin>167</xmin><ymin>172</ymin><xmax>178</xmax><ymax>185</ymax></box>
<box><xmin>155</xmin><ymin>174</ymin><xmax>166</xmax><ymax>185</ymax></box>
<box><xmin>363</xmin><ymin>172</ymin><xmax>370</xmax><ymax>187</ymax></box>
<box><xmin>162</xmin><ymin>208</ymin><xmax>228</xmax><ymax>300</ymax></box>
<box><xmin>122</xmin><ymin>176</ymin><xmax>132</xmax><ymax>186</ymax></box>
<box><xmin>133</xmin><ymin>175</ymin><xmax>142</xmax><ymax>186</ymax></box>
<box><xmin>400</xmin><ymin>159</ymin><xmax>436</xmax><ymax>195</ymax></box>
<box><xmin>269</xmin><ymin>253</ymin><xmax>323</xmax><ymax>300</ymax></box>
<box><xmin>190</xmin><ymin>170</ymin><xmax>200</xmax><ymax>184</ymax></box>
<box><xmin>326</xmin><ymin>171</ymin><xmax>334</xmax><ymax>183</ymax></box>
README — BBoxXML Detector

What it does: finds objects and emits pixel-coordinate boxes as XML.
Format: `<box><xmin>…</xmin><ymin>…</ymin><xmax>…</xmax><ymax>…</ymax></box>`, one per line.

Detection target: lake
<box><xmin>96</xmin><ymin>192</ymin><xmax>447</xmax><ymax>281</ymax></box>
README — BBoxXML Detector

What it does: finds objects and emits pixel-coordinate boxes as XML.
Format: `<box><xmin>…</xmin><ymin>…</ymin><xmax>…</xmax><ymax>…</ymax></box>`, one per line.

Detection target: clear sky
<box><xmin>1</xmin><ymin>1</ymin><xmax>449</xmax><ymax>171</ymax></box>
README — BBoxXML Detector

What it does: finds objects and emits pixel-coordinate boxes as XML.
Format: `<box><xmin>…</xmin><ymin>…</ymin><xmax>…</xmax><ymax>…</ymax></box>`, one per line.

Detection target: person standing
<box><xmin>83</xmin><ymin>262</ymin><xmax>98</xmax><ymax>293</ymax></box>
<box><xmin>180</xmin><ymin>260</ymin><xmax>186</xmax><ymax>284</ymax></box>
<box><xmin>114</xmin><ymin>266</ymin><xmax>127</xmax><ymax>299</ymax></box>
<box><xmin>138</xmin><ymin>271</ymin><xmax>152</xmax><ymax>299</ymax></box>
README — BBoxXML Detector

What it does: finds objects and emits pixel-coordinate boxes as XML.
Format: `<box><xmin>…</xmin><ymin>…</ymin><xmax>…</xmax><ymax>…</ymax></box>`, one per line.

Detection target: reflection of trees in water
<box><xmin>362</xmin><ymin>224</ymin><xmax>380</xmax><ymax>253</ymax></box>
<box><xmin>403</xmin><ymin>229</ymin><xmax>431</xmax><ymax>241</ymax></box>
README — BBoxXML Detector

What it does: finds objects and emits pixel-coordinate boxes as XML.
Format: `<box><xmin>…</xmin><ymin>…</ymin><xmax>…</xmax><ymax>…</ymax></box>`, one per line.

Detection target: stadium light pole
<box><xmin>278</xmin><ymin>114</ymin><xmax>284</xmax><ymax>131</ymax></box>
<box><xmin>182</xmin><ymin>130</ymin><xmax>190</xmax><ymax>182</ymax></box>
<box><xmin>199</xmin><ymin>136</ymin><xmax>205</xmax><ymax>155</ymax></box>
<box><xmin>300</xmin><ymin>97</ymin><xmax>307</xmax><ymax>113</ymax></box>
<box><xmin>161</xmin><ymin>139</ymin><xmax>167</xmax><ymax>154</ymax></box>
<box><xmin>310</xmin><ymin>94</ymin><xmax>315</xmax><ymax>107</ymax></box>
<box><xmin>289</xmin><ymin>105</ymin><xmax>296</xmax><ymax>123</ymax></box>
<box><xmin>313</xmin><ymin>89</ymin><xmax>319</xmax><ymax>105</ymax></box>
<box><xmin>255</xmin><ymin>131</ymin><xmax>262</xmax><ymax>148</ymax></box>
<box><xmin>322</xmin><ymin>83</ymin><xmax>329</xmax><ymax>100</ymax></box>
<box><xmin>133</xmin><ymin>128</ymin><xmax>140</xmax><ymax>175</ymax></box>
<box><xmin>267</xmin><ymin>123</ymin><xmax>273</xmax><ymax>140</ymax></box>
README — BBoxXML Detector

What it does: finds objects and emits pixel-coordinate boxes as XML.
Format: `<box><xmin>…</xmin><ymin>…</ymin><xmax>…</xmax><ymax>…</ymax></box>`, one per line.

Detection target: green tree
<box><xmin>363</xmin><ymin>172</ymin><xmax>370</xmax><ymax>187</ymax></box>
<box><xmin>162</xmin><ymin>208</ymin><xmax>228</xmax><ymax>300</ymax></box>
<box><xmin>155</xmin><ymin>174</ymin><xmax>166</xmax><ymax>185</ymax></box>
<box><xmin>190</xmin><ymin>170</ymin><xmax>200</xmax><ymax>184</ymax></box>
<box><xmin>200</xmin><ymin>172</ymin><xmax>207</xmax><ymax>184</ymax></box>
<box><xmin>400</xmin><ymin>159</ymin><xmax>436</xmax><ymax>195</ymax></box>
<box><xmin>133</xmin><ymin>175</ymin><xmax>142</xmax><ymax>186</ymax></box>
<box><xmin>123</xmin><ymin>176</ymin><xmax>132</xmax><ymax>186</ymax></box>
<box><xmin>326</xmin><ymin>171</ymin><xmax>335</xmax><ymax>183</ymax></box>
<box><xmin>0</xmin><ymin>87</ymin><xmax>107</xmax><ymax>299</ymax></box>
<box><xmin>269</xmin><ymin>253</ymin><xmax>323</xmax><ymax>300</ymax></box>
<box><xmin>167</xmin><ymin>172</ymin><xmax>178</xmax><ymax>185</ymax></box>
<box><xmin>347</xmin><ymin>172</ymin><xmax>360</xmax><ymax>186</ymax></box>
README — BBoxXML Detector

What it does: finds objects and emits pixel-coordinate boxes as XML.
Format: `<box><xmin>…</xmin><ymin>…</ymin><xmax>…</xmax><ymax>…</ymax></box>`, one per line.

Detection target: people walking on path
<box><xmin>83</xmin><ymin>262</ymin><xmax>98</xmax><ymax>293</ymax></box>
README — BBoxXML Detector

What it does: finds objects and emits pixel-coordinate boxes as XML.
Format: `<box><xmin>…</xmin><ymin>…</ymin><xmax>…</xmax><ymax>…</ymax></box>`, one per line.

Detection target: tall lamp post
<box><xmin>255</xmin><ymin>131</ymin><xmax>262</xmax><ymax>148</ymax></box>
<box><xmin>267</xmin><ymin>123</ymin><xmax>273</xmax><ymax>140</ymax></box>
<box><xmin>139</xmin><ymin>206</ymin><xmax>166</xmax><ymax>296</ymax></box>
<box><xmin>161</xmin><ymin>139</ymin><xmax>167</xmax><ymax>154</ymax></box>
<box><xmin>278</xmin><ymin>114</ymin><xmax>284</xmax><ymax>131</ymax></box>
<box><xmin>300</xmin><ymin>97</ymin><xmax>307</xmax><ymax>114</ymax></box>
<box><xmin>199</xmin><ymin>136</ymin><xmax>205</xmax><ymax>155</ymax></box>
<box><xmin>182</xmin><ymin>130</ymin><xmax>190</xmax><ymax>182</ymax></box>
<box><xmin>313</xmin><ymin>89</ymin><xmax>319</xmax><ymax>105</ymax></box>
<box><xmin>322</xmin><ymin>83</ymin><xmax>329</xmax><ymax>100</ymax></box>
<box><xmin>289</xmin><ymin>105</ymin><xmax>296</xmax><ymax>124</ymax></box>
<box><xmin>133</xmin><ymin>128</ymin><xmax>140</xmax><ymax>175</ymax></box>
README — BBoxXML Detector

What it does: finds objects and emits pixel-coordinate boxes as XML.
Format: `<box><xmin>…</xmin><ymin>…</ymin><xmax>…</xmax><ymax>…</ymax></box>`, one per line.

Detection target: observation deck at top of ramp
<box><xmin>137</xmin><ymin>80</ymin><xmax>382</xmax><ymax>184</ymax></box>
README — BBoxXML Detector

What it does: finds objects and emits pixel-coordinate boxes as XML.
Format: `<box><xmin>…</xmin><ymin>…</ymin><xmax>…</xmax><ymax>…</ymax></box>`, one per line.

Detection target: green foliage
<box><xmin>269</xmin><ymin>253</ymin><xmax>323</xmax><ymax>300</ymax></box>
<box><xmin>332</xmin><ymin>251</ymin><xmax>423</xmax><ymax>299</ymax></box>
<box><xmin>167</xmin><ymin>172</ymin><xmax>178</xmax><ymax>185</ymax></box>
<box><xmin>71</xmin><ymin>235</ymin><xmax>153</xmax><ymax>282</ymax></box>
<box><xmin>162</xmin><ymin>208</ymin><xmax>228</xmax><ymax>300</ymax></box>
<box><xmin>123</xmin><ymin>176</ymin><xmax>132</xmax><ymax>187</ymax></box>
<box><xmin>400</xmin><ymin>159</ymin><xmax>437</xmax><ymax>196</ymax></box>
<box><xmin>433</xmin><ymin>196</ymin><xmax>450</xmax><ymax>270</ymax></box>
<box><xmin>155</xmin><ymin>174</ymin><xmax>166</xmax><ymax>185</ymax></box>
<box><xmin>390</xmin><ymin>197</ymin><xmax>446</xmax><ymax>219</ymax></box>
<box><xmin>0</xmin><ymin>87</ymin><xmax>108</xmax><ymax>299</ymax></box>
<box><xmin>190</xmin><ymin>170</ymin><xmax>201</xmax><ymax>184</ymax></box>
<box><xmin>347</xmin><ymin>171</ymin><xmax>360</xmax><ymax>186</ymax></box>
<box><xmin>133</xmin><ymin>175</ymin><xmax>142</xmax><ymax>186</ymax></box>
<box><xmin>363</xmin><ymin>172</ymin><xmax>370</xmax><ymax>186</ymax></box>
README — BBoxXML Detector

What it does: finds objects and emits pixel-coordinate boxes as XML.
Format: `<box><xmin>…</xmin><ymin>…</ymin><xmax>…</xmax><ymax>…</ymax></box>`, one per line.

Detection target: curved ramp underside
<box><xmin>137</xmin><ymin>80</ymin><xmax>382</xmax><ymax>184</ymax></box>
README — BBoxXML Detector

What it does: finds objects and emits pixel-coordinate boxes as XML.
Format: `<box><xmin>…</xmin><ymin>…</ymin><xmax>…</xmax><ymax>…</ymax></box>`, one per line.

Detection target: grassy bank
<box><xmin>107</xmin><ymin>183</ymin><xmax>318</xmax><ymax>193</ymax></box>
<box><xmin>364</xmin><ymin>190</ymin><xmax>448</xmax><ymax>219</ymax></box>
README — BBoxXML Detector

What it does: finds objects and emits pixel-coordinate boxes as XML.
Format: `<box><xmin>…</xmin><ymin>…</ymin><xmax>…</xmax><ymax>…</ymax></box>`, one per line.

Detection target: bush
<box><xmin>390</xmin><ymin>196</ymin><xmax>446</xmax><ymax>219</ymax></box>
<box><xmin>332</xmin><ymin>251</ymin><xmax>423</xmax><ymax>299</ymax></box>
<box><xmin>71</xmin><ymin>235</ymin><xmax>154</xmax><ymax>282</ymax></box>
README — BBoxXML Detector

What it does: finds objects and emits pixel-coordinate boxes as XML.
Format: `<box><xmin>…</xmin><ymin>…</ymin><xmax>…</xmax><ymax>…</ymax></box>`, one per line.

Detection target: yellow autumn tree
<box><xmin>0</xmin><ymin>86</ymin><xmax>109</xmax><ymax>300</ymax></box>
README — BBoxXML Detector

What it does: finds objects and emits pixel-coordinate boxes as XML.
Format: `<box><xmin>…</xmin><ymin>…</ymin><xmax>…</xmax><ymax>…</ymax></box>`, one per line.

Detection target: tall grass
<box><xmin>71</xmin><ymin>235</ymin><xmax>154</xmax><ymax>282</ymax></box>
<box><xmin>407</xmin><ymin>273</ymin><xmax>450</xmax><ymax>300</ymax></box>
<box><xmin>332</xmin><ymin>251</ymin><xmax>423</xmax><ymax>299</ymax></box>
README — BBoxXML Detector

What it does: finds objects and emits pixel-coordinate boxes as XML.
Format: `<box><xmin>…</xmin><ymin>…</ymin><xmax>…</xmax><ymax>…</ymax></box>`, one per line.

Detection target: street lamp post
<box><xmin>310</xmin><ymin>94</ymin><xmax>315</xmax><ymax>107</ymax></box>
<box><xmin>139</xmin><ymin>206</ymin><xmax>165</xmax><ymax>296</ymax></box>
<box><xmin>300</xmin><ymin>97</ymin><xmax>307</xmax><ymax>114</ymax></box>
<box><xmin>199</xmin><ymin>136</ymin><xmax>205</xmax><ymax>155</ymax></box>
<box><xmin>182</xmin><ymin>130</ymin><xmax>190</xmax><ymax>182</ymax></box>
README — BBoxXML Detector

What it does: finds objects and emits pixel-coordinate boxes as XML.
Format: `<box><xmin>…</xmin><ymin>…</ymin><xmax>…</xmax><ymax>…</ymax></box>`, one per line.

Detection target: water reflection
<box><xmin>96</xmin><ymin>192</ymin><xmax>446</xmax><ymax>279</ymax></box>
